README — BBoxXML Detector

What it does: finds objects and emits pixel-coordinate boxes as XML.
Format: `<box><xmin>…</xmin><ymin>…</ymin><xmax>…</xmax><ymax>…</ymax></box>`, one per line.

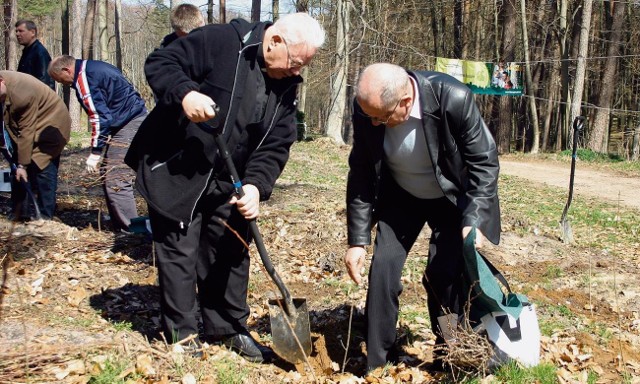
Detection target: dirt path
<box><xmin>500</xmin><ymin>159</ymin><xmax>640</xmax><ymax>210</ymax></box>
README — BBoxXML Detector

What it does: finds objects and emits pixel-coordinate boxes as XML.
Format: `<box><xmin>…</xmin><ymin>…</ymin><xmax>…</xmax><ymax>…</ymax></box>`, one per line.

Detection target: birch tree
<box><xmin>325</xmin><ymin>0</ymin><xmax>349</xmax><ymax>144</ymax></box>
<box><xmin>569</xmin><ymin>0</ymin><xmax>593</xmax><ymax>146</ymax></box>
<box><xmin>520</xmin><ymin>0</ymin><xmax>540</xmax><ymax>153</ymax></box>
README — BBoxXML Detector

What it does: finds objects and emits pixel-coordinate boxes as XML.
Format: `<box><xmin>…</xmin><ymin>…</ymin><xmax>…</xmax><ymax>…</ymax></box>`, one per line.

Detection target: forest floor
<box><xmin>1</xmin><ymin>138</ymin><xmax>639</xmax><ymax>383</ymax></box>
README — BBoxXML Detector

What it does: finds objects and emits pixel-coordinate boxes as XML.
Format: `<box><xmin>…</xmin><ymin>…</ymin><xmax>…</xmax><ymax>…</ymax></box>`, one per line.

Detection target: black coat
<box><xmin>347</xmin><ymin>70</ymin><xmax>501</xmax><ymax>245</ymax></box>
<box><xmin>17</xmin><ymin>40</ymin><xmax>55</xmax><ymax>90</ymax></box>
<box><xmin>125</xmin><ymin>19</ymin><xmax>299</xmax><ymax>228</ymax></box>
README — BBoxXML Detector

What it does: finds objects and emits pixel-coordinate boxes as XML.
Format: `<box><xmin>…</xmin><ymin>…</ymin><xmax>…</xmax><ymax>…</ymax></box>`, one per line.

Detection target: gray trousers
<box><xmin>365</xmin><ymin>177</ymin><xmax>464</xmax><ymax>369</ymax></box>
<box><xmin>101</xmin><ymin>114</ymin><xmax>146</xmax><ymax>231</ymax></box>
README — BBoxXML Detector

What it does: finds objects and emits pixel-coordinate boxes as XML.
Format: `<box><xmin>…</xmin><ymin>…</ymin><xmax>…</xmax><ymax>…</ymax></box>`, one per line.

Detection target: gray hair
<box><xmin>273</xmin><ymin>13</ymin><xmax>325</xmax><ymax>49</ymax></box>
<box><xmin>356</xmin><ymin>63</ymin><xmax>410</xmax><ymax>108</ymax></box>
<box><xmin>171</xmin><ymin>4</ymin><xmax>205</xmax><ymax>35</ymax></box>
<box><xmin>48</xmin><ymin>55</ymin><xmax>76</xmax><ymax>75</ymax></box>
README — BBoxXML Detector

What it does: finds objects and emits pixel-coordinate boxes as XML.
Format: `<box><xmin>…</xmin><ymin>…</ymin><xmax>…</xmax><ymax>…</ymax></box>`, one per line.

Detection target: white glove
<box><xmin>86</xmin><ymin>154</ymin><xmax>102</xmax><ymax>173</ymax></box>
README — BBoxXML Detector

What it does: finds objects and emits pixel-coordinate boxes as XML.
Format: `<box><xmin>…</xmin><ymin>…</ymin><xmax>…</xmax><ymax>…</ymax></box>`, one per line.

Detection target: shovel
<box><xmin>1</xmin><ymin>145</ymin><xmax>42</xmax><ymax>220</ymax></box>
<box><xmin>560</xmin><ymin>116</ymin><xmax>585</xmax><ymax>244</ymax></box>
<box><xmin>200</xmin><ymin>122</ymin><xmax>312</xmax><ymax>364</ymax></box>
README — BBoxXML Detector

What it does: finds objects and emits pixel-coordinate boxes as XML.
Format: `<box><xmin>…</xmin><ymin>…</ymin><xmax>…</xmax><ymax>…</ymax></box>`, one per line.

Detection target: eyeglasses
<box><xmin>282</xmin><ymin>37</ymin><xmax>305</xmax><ymax>69</ymax></box>
<box><xmin>360</xmin><ymin>98</ymin><xmax>402</xmax><ymax>125</ymax></box>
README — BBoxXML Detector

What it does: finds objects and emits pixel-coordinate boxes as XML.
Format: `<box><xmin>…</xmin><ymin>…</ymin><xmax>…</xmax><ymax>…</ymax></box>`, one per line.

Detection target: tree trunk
<box><xmin>631</xmin><ymin>124</ymin><xmax>639</xmax><ymax>161</ymax></box>
<box><xmin>453</xmin><ymin>0</ymin><xmax>463</xmax><ymax>59</ymax></box>
<box><xmin>219</xmin><ymin>0</ymin><xmax>226</xmax><ymax>24</ymax></box>
<box><xmin>3</xmin><ymin>0</ymin><xmax>17</xmax><ymax>70</ymax></box>
<box><xmin>114</xmin><ymin>0</ymin><xmax>123</xmax><ymax>70</ymax></box>
<box><xmin>495</xmin><ymin>0</ymin><xmax>517</xmax><ymax>154</ymax></box>
<box><xmin>251</xmin><ymin>0</ymin><xmax>261</xmax><ymax>22</ymax></box>
<box><xmin>325</xmin><ymin>0</ymin><xmax>349</xmax><ymax>145</ymax></box>
<box><xmin>97</xmin><ymin>0</ymin><xmax>108</xmax><ymax>62</ymax></box>
<box><xmin>588</xmin><ymin>0</ymin><xmax>625</xmax><ymax>153</ymax></box>
<box><xmin>82</xmin><ymin>0</ymin><xmax>96</xmax><ymax>60</ymax></box>
<box><xmin>69</xmin><ymin>0</ymin><xmax>83</xmax><ymax>132</ymax></box>
<box><xmin>558</xmin><ymin>0</ymin><xmax>569</xmax><ymax>150</ymax></box>
<box><xmin>569</xmin><ymin>0</ymin><xmax>593</xmax><ymax>147</ymax></box>
<box><xmin>295</xmin><ymin>1</ymin><xmax>310</xmax><ymax>118</ymax></box>
<box><xmin>207</xmin><ymin>0</ymin><xmax>214</xmax><ymax>24</ymax></box>
<box><xmin>272</xmin><ymin>0</ymin><xmax>280</xmax><ymax>21</ymax></box>
<box><xmin>520</xmin><ymin>0</ymin><xmax>540</xmax><ymax>153</ymax></box>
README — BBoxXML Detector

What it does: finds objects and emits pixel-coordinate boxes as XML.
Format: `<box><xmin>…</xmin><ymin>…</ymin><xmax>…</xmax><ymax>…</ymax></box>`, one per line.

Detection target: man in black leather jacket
<box><xmin>15</xmin><ymin>20</ymin><xmax>55</xmax><ymax>90</ymax></box>
<box><xmin>125</xmin><ymin>13</ymin><xmax>324</xmax><ymax>363</ymax></box>
<box><xmin>344</xmin><ymin>63</ymin><xmax>501</xmax><ymax>371</ymax></box>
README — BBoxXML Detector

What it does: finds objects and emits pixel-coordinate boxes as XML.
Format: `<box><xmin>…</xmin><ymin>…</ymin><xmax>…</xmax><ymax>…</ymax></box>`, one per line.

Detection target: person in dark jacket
<box><xmin>125</xmin><ymin>13</ymin><xmax>324</xmax><ymax>362</ymax></box>
<box><xmin>48</xmin><ymin>55</ymin><xmax>148</xmax><ymax>232</ymax></box>
<box><xmin>344</xmin><ymin>63</ymin><xmax>501</xmax><ymax>371</ymax></box>
<box><xmin>1</xmin><ymin>71</ymin><xmax>70</xmax><ymax>219</ymax></box>
<box><xmin>158</xmin><ymin>3</ymin><xmax>205</xmax><ymax>48</ymax></box>
<box><xmin>15</xmin><ymin>20</ymin><xmax>55</xmax><ymax>90</ymax></box>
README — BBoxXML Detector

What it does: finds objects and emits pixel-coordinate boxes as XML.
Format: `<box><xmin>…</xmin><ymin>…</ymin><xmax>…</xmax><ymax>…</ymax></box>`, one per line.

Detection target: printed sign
<box><xmin>435</xmin><ymin>58</ymin><xmax>523</xmax><ymax>96</ymax></box>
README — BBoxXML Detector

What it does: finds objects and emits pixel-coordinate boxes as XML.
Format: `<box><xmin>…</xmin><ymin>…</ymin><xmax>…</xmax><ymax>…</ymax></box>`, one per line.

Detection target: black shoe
<box><xmin>221</xmin><ymin>331</ymin><xmax>275</xmax><ymax>363</ymax></box>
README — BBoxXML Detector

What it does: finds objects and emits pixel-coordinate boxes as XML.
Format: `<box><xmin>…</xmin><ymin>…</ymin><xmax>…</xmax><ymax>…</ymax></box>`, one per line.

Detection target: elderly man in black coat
<box><xmin>126</xmin><ymin>12</ymin><xmax>325</xmax><ymax>363</ymax></box>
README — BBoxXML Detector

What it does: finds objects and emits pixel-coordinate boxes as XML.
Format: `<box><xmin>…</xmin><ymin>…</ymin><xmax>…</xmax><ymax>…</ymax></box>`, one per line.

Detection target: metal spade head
<box><xmin>268</xmin><ymin>297</ymin><xmax>312</xmax><ymax>364</ymax></box>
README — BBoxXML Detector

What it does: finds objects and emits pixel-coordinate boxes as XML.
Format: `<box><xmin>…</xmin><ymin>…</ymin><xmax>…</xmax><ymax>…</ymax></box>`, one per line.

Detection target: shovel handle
<box><xmin>202</xmin><ymin>123</ymin><xmax>295</xmax><ymax>316</ymax></box>
<box><xmin>560</xmin><ymin>116</ymin><xmax>585</xmax><ymax>223</ymax></box>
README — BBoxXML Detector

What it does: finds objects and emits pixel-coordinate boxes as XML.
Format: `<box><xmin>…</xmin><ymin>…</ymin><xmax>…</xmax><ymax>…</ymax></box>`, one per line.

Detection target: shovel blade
<box><xmin>560</xmin><ymin>218</ymin><xmax>574</xmax><ymax>244</ymax></box>
<box><xmin>268</xmin><ymin>298</ymin><xmax>312</xmax><ymax>364</ymax></box>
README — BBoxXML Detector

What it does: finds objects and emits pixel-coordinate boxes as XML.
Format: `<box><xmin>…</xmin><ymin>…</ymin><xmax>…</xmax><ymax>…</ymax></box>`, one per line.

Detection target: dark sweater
<box><xmin>126</xmin><ymin>18</ymin><xmax>300</xmax><ymax>227</ymax></box>
<box><xmin>17</xmin><ymin>39</ymin><xmax>55</xmax><ymax>90</ymax></box>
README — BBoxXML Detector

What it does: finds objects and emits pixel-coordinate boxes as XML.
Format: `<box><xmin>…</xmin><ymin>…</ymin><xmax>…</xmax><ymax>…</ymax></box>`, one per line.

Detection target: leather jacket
<box><xmin>346</xmin><ymin>70</ymin><xmax>501</xmax><ymax>245</ymax></box>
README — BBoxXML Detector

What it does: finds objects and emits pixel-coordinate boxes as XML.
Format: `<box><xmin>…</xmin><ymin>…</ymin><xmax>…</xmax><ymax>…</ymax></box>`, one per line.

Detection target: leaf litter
<box><xmin>0</xmin><ymin>141</ymin><xmax>639</xmax><ymax>383</ymax></box>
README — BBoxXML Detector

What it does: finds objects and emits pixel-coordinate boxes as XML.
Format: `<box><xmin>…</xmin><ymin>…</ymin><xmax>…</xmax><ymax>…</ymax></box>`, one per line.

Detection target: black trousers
<box><xmin>11</xmin><ymin>156</ymin><xmax>60</xmax><ymax>219</ymax></box>
<box><xmin>149</xmin><ymin>181</ymin><xmax>251</xmax><ymax>343</ymax></box>
<box><xmin>366</xmin><ymin>177</ymin><xmax>464</xmax><ymax>369</ymax></box>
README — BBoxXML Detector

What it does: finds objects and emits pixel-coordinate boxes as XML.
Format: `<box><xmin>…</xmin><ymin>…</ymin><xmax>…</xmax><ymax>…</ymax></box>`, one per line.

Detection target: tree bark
<box><xmin>272</xmin><ymin>0</ymin><xmax>280</xmax><ymax>21</ymax></box>
<box><xmin>82</xmin><ymin>0</ymin><xmax>96</xmax><ymax>60</ymax></box>
<box><xmin>69</xmin><ymin>0</ymin><xmax>83</xmax><ymax>132</ymax></box>
<box><xmin>495</xmin><ymin>0</ymin><xmax>517</xmax><ymax>154</ymax></box>
<box><xmin>3</xmin><ymin>0</ymin><xmax>17</xmax><ymax>70</ymax></box>
<box><xmin>97</xmin><ymin>0</ymin><xmax>109</xmax><ymax>62</ymax></box>
<box><xmin>520</xmin><ymin>0</ymin><xmax>540</xmax><ymax>153</ymax></box>
<box><xmin>588</xmin><ymin>0</ymin><xmax>625</xmax><ymax>153</ymax></box>
<box><xmin>251</xmin><ymin>0</ymin><xmax>261</xmax><ymax>22</ymax></box>
<box><xmin>114</xmin><ymin>0</ymin><xmax>123</xmax><ymax>70</ymax></box>
<box><xmin>325</xmin><ymin>0</ymin><xmax>349</xmax><ymax>145</ymax></box>
<box><xmin>220</xmin><ymin>0</ymin><xmax>226</xmax><ymax>24</ymax></box>
<box><xmin>569</xmin><ymin>0</ymin><xmax>593</xmax><ymax>147</ymax></box>
<box><xmin>207</xmin><ymin>0</ymin><xmax>214</xmax><ymax>24</ymax></box>
<box><xmin>453</xmin><ymin>0</ymin><xmax>463</xmax><ymax>59</ymax></box>
<box><xmin>558</xmin><ymin>0</ymin><xmax>569</xmax><ymax>150</ymax></box>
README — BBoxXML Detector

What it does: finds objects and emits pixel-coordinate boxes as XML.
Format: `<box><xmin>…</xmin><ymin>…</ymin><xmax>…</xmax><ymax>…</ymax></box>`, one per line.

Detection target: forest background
<box><xmin>2</xmin><ymin>0</ymin><xmax>640</xmax><ymax>159</ymax></box>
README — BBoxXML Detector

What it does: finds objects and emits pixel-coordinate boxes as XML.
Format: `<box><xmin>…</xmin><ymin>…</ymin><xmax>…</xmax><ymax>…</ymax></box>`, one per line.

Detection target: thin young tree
<box><xmin>251</xmin><ymin>0</ymin><xmax>261</xmax><ymax>22</ymax></box>
<box><xmin>325</xmin><ymin>0</ymin><xmax>349</xmax><ymax>145</ymax></box>
<box><xmin>69</xmin><ymin>0</ymin><xmax>83</xmax><ymax>131</ymax></box>
<box><xmin>494</xmin><ymin>0</ymin><xmax>517</xmax><ymax>154</ymax></box>
<box><xmin>520</xmin><ymin>0</ymin><xmax>540</xmax><ymax>153</ymax></box>
<box><xmin>82</xmin><ymin>0</ymin><xmax>96</xmax><ymax>60</ymax></box>
<box><xmin>114</xmin><ymin>0</ymin><xmax>123</xmax><ymax>69</ymax></box>
<box><xmin>3</xmin><ymin>0</ymin><xmax>17</xmax><ymax>70</ymax></box>
<box><xmin>97</xmin><ymin>0</ymin><xmax>108</xmax><ymax>61</ymax></box>
<box><xmin>569</xmin><ymin>0</ymin><xmax>593</xmax><ymax>146</ymax></box>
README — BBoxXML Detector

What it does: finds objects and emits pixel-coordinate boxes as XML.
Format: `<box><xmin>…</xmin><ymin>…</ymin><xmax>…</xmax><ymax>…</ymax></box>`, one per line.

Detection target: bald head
<box><xmin>356</xmin><ymin>63</ymin><xmax>410</xmax><ymax>109</ymax></box>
